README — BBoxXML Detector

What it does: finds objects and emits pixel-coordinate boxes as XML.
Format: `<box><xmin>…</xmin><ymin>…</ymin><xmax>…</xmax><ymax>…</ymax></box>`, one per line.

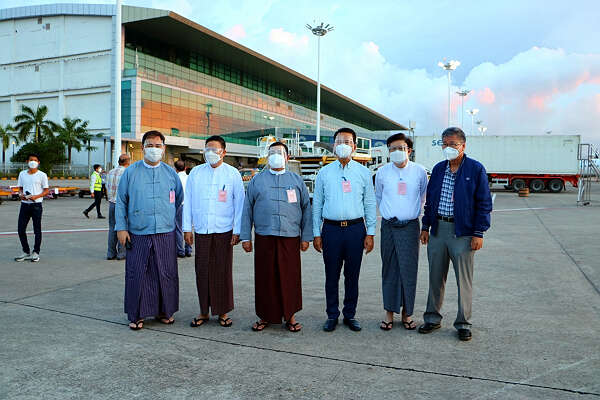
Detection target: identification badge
<box><xmin>218</xmin><ymin>190</ymin><xmax>227</xmax><ymax>202</ymax></box>
<box><xmin>286</xmin><ymin>189</ymin><xmax>297</xmax><ymax>203</ymax></box>
<box><xmin>342</xmin><ymin>180</ymin><xmax>352</xmax><ymax>193</ymax></box>
<box><xmin>169</xmin><ymin>190</ymin><xmax>175</xmax><ymax>203</ymax></box>
<box><xmin>398</xmin><ymin>182</ymin><xmax>407</xmax><ymax>195</ymax></box>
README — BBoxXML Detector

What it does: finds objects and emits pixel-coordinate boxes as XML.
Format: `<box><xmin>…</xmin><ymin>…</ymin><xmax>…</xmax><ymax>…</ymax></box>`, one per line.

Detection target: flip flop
<box><xmin>380</xmin><ymin>321</ymin><xmax>393</xmax><ymax>331</ymax></box>
<box><xmin>402</xmin><ymin>320</ymin><xmax>417</xmax><ymax>330</ymax></box>
<box><xmin>159</xmin><ymin>317</ymin><xmax>175</xmax><ymax>325</ymax></box>
<box><xmin>218</xmin><ymin>317</ymin><xmax>233</xmax><ymax>327</ymax></box>
<box><xmin>190</xmin><ymin>317</ymin><xmax>209</xmax><ymax>327</ymax></box>
<box><xmin>285</xmin><ymin>321</ymin><xmax>302</xmax><ymax>332</ymax></box>
<box><xmin>129</xmin><ymin>320</ymin><xmax>144</xmax><ymax>330</ymax></box>
<box><xmin>252</xmin><ymin>320</ymin><xmax>269</xmax><ymax>331</ymax></box>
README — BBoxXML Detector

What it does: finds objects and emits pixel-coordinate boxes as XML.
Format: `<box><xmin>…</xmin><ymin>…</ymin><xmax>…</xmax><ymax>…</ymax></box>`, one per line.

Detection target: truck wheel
<box><xmin>512</xmin><ymin>179</ymin><xmax>526</xmax><ymax>191</ymax></box>
<box><xmin>78</xmin><ymin>191</ymin><xmax>84</xmax><ymax>198</ymax></box>
<box><xmin>530</xmin><ymin>179</ymin><xmax>545</xmax><ymax>192</ymax></box>
<box><xmin>548</xmin><ymin>179</ymin><xmax>564</xmax><ymax>193</ymax></box>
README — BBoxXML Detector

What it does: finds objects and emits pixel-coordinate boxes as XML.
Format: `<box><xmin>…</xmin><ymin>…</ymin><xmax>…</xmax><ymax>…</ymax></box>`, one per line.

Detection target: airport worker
<box><xmin>105</xmin><ymin>154</ymin><xmax>130</xmax><ymax>260</ymax></box>
<box><xmin>418</xmin><ymin>127</ymin><xmax>492</xmax><ymax>341</ymax></box>
<box><xmin>14</xmin><ymin>153</ymin><xmax>49</xmax><ymax>263</ymax></box>
<box><xmin>83</xmin><ymin>164</ymin><xmax>105</xmax><ymax>219</ymax></box>
<box><xmin>241</xmin><ymin>141</ymin><xmax>313</xmax><ymax>333</ymax></box>
<box><xmin>115</xmin><ymin>130</ymin><xmax>183</xmax><ymax>330</ymax></box>
<box><xmin>313</xmin><ymin>127</ymin><xmax>377</xmax><ymax>332</ymax></box>
<box><xmin>375</xmin><ymin>133</ymin><xmax>428</xmax><ymax>331</ymax></box>
<box><xmin>174</xmin><ymin>160</ymin><xmax>192</xmax><ymax>258</ymax></box>
<box><xmin>183</xmin><ymin>135</ymin><xmax>244</xmax><ymax>328</ymax></box>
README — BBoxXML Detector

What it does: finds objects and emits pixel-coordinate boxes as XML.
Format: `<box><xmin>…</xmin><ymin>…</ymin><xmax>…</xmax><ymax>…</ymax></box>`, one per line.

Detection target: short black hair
<box><xmin>27</xmin><ymin>153</ymin><xmax>40</xmax><ymax>161</ymax></box>
<box><xmin>333</xmin><ymin>127</ymin><xmax>356</xmax><ymax>143</ymax></box>
<box><xmin>205</xmin><ymin>135</ymin><xmax>226</xmax><ymax>150</ymax></box>
<box><xmin>142</xmin><ymin>130</ymin><xmax>165</xmax><ymax>145</ymax></box>
<box><xmin>93</xmin><ymin>164</ymin><xmax>101</xmax><ymax>170</ymax></box>
<box><xmin>386</xmin><ymin>133</ymin><xmax>413</xmax><ymax>149</ymax></box>
<box><xmin>174</xmin><ymin>160</ymin><xmax>185</xmax><ymax>172</ymax></box>
<box><xmin>118</xmin><ymin>154</ymin><xmax>130</xmax><ymax>165</ymax></box>
<box><xmin>268</xmin><ymin>141</ymin><xmax>288</xmax><ymax>154</ymax></box>
<box><xmin>441</xmin><ymin>127</ymin><xmax>466</xmax><ymax>143</ymax></box>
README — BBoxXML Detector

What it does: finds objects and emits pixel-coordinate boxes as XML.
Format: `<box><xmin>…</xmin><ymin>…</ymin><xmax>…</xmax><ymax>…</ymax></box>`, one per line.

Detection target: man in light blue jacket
<box><xmin>116</xmin><ymin>130</ymin><xmax>183</xmax><ymax>330</ymax></box>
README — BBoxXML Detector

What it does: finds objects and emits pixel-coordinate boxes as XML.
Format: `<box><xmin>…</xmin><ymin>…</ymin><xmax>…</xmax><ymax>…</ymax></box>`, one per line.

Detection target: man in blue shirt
<box><xmin>418</xmin><ymin>127</ymin><xmax>492</xmax><ymax>341</ymax></box>
<box><xmin>116</xmin><ymin>130</ymin><xmax>183</xmax><ymax>330</ymax></box>
<box><xmin>313</xmin><ymin>127</ymin><xmax>377</xmax><ymax>332</ymax></box>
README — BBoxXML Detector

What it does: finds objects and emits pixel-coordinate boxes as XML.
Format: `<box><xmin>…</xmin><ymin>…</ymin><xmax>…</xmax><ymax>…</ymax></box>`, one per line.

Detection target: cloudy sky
<box><xmin>5</xmin><ymin>0</ymin><xmax>600</xmax><ymax>144</ymax></box>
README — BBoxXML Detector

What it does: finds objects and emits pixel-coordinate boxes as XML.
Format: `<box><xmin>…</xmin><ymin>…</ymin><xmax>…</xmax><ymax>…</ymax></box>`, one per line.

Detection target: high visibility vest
<box><xmin>91</xmin><ymin>171</ymin><xmax>102</xmax><ymax>192</ymax></box>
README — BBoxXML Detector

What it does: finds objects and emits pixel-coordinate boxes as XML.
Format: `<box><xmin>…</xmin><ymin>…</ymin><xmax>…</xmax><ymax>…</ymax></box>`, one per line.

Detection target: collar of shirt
<box><xmin>143</xmin><ymin>160</ymin><xmax>160</xmax><ymax>169</ymax></box>
<box><xmin>334</xmin><ymin>159</ymin><xmax>355</xmax><ymax>170</ymax></box>
<box><xmin>269</xmin><ymin>168</ymin><xmax>286</xmax><ymax>175</ymax></box>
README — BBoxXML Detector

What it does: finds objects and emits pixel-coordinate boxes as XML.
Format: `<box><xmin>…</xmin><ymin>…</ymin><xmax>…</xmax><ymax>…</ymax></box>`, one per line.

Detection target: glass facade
<box><xmin>123</xmin><ymin>33</ymin><xmax>374</xmax><ymax>144</ymax></box>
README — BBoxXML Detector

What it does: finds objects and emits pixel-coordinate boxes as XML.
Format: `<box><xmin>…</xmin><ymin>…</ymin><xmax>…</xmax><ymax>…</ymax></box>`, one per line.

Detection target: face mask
<box><xmin>335</xmin><ymin>144</ymin><xmax>353</xmax><ymax>159</ymax></box>
<box><xmin>389</xmin><ymin>150</ymin><xmax>407</xmax><ymax>165</ymax></box>
<box><xmin>268</xmin><ymin>153</ymin><xmax>285</xmax><ymax>169</ymax></box>
<box><xmin>28</xmin><ymin>161</ymin><xmax>39</xmax><ymax>169</ymax></box>
<box><xmin>443</xmin><ymin>147</ymin><xmax>460</xmax><ymax>161</ymax></box>
<box><xmin>144</xmin><ymin>147</ymin><xmax>163</xmax><ymax>163</ymax></box>
<box><xmin>204</xmin><ymin>151</ymin><xmax>221</xmax><ymax>165</ymax></box>
<box><xmin>97</xmin><ymin>168</ymin><xmax>102</xmax><ymax>173</ymax></box>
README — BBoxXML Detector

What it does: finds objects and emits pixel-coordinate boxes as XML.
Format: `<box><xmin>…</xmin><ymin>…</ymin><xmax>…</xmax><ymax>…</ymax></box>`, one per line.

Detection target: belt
<box><xmin>437</xmin><ymin>215</ymin><xmax>454</xmax><ymax>222</ymax></box>
<box><xmin>323</xmin><ymin>218</ymin><xmax>364</xmax><ymax>227</ymax></box>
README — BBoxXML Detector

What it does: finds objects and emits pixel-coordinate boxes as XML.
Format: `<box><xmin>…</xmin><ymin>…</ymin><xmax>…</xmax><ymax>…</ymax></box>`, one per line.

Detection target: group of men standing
<box><xmin>111</xmin><ymin>126</ymin><xmax>491</xmax><ymax>341</ymax></box>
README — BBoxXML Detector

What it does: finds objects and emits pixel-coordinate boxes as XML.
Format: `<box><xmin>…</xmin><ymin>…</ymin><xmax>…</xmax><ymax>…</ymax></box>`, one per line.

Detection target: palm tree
<box><xmin>13</xmin><ymin>105</ymin><xmax>59</xmax><ymax>143</ymax></box>
<box><xmin>0</xmin><ymin>124</ymin><xmax>16</xmax><ymax>166</ymax></box>
<box><xmin>56</xmin><ymin>117</ymin><xmax>89</xmax><ymax>165</ymax></box>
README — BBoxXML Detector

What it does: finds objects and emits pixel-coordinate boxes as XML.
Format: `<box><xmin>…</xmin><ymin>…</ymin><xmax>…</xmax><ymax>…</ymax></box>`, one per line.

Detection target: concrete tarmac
<box><xmin>1</xmin><ymin>184</ymin><xmax>599</xmax><ymax>399</ymax></box>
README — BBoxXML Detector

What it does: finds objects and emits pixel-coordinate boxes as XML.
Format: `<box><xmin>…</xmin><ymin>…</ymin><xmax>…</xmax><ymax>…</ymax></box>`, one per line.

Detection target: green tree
<box><xmin>11</xmin><ymin>140</ymin><xmax>67</xmax><ymax>173</ymax></box>
<box><xmin>13</xmin><ymin>105</ymin><xmax>59</xmax><ymax>143</ymax></box>
<box><xmin>0</xmin><ymin>124</ymin><xmax>16</xmax><ymax>165</ymax></box>
<box><xmin>56</xmin><ymin>117</ymin><xmax>90</xmax><ymax>165</ymax></box>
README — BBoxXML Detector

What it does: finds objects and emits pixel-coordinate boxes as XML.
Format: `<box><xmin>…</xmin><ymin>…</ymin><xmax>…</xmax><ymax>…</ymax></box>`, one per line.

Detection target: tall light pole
<box><xmin>466</xmin><ymin>108</ymin><xmax>479</xmax><ymax>135</ymax></box>
<box><xmin>478</xmin><ymin>125</ymin><xmax>487</xmax><ymax>136</ymax></box>
<box><xmin>438</xmin><ymin>60</ymin><xmax>460</xmax><ymax>127</ymax></box>
<box><xmin>456</xmin><ymin>89</ymin><xmax>471</xmax><ymax>129</ymax></box>
<box><xmin>112</xmin><ymin>0</ymin><xmax>122</xmax><ymax>168</ymax></box>
<box><xmin>306</xmin><ymin>22</ymin><xmax>334</xmax><ymax>143</ymax></box>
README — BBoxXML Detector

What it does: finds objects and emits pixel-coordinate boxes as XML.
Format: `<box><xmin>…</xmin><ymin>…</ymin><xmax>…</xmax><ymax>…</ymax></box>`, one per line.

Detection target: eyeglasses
<box><xmin>204</xmin><ymin>147</ymin><xmax>223</xmax><ymax>154</ymax></box>
<box><xmin>388</xmin><ymin>145</ymin><xmax>408</xmax><ymax>152</ymax></box>
<box><xmin>441</xmin><ymin>142</ymin><xmax>464</xmax><ymax>148</ymax></box>
<box><xmin>144</xmin><ymin>143</ymin><xmax>164</xmax><ymax>149</ymax></box>
<box><xmin>334</xmin><ymin>140</ymin><xmax>354</xmax><ymax>145</ymax></box>
<box><xmin>268</xmin><ymin>149</ymin><xmax>286</xmax><ymax>156</ymax></box>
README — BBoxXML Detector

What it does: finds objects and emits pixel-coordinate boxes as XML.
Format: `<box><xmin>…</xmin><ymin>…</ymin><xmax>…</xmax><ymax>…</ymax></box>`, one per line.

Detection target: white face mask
<box><xmin>144</xmin><ymin>147</ymin><xmax>163</xmax><ymax>163</ymax></box>
<box><xmin>268</xmin><ymin>153</ymin><xmax>285</xmax><ymax>169</ymax></box>
<box><xmin>97</xmin><ymin>168</ymin><xmax>102</xmax><ymax>173</ymax></box>
<box><xmin>335</xmin><ymin>143</ymin><xmax>353</xmax><ymax>159</ymax></box>
<box><xmin>204</xmin><ymin>151</ymin><xmax>221</xmax><ymax>165</ymax></box>
<box><xmin>28</xmin><ymin>161</ymin><xmax>39</xmax><ymax>169</ymax></box>
<box><xmin>389</xmin><ymin>150</ymin><xmax>407</xmax><ymax>165</ymax></box>
<box><xmin>443</xmin><ymin>147</ymin><xmax>460</xmax><ymax>161</ymax></box>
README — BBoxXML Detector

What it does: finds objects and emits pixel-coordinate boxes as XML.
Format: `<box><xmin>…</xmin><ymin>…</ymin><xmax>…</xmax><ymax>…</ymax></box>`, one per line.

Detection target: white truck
<box><xmin>413</xmin><ymin>135</ymin><xmax>581</xmax><ymax>192</ymax></box>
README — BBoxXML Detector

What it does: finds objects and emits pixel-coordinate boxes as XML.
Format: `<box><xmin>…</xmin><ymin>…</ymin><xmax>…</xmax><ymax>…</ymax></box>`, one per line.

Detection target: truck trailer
<box><xmin>413</xmin><ymin>135</ymin><xmax>580</xmax><ymax>192</ymax></box>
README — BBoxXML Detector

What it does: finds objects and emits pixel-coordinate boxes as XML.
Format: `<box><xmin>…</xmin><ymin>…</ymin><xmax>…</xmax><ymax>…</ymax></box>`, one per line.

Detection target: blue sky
<box><xmin>3</xmin><ymin>0</ymin><xmax>600</xmax><ymax>143</ymax></box>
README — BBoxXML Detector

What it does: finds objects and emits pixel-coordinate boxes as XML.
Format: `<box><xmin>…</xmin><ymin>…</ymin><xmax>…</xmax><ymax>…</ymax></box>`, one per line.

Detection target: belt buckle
<box><xmin>341</xmin><ymin>220</ymin><xmax>348</xmax><ymax>227</ymax></box>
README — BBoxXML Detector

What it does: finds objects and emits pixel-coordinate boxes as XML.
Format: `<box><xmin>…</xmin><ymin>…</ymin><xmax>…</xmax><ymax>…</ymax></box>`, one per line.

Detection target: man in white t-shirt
<box><xmin>15</xmin><ymin>153</ymin><xmax>50</xmax><ymax>262</ymax></box>
<box><xmin>375</xmin><ymin>133</ymin><xmax>428</xmax><ymax>331</ymax></box>
<box><xmin>174</xmin><ymin>160</ymin><xmax>192</xmax><ymax>257</ymax></box>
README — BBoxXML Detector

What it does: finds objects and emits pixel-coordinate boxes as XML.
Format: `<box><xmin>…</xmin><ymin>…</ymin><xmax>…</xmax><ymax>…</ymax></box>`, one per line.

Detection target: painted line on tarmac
<box><xmin>1</xmin><ymin>300</ymin><xmax>598</xmax><ymax>397</ymax></box>
<box><xmin>0</xmin><ymin>228</ymin><xmax>108</xmax><ymax>236</ymax></box>
<box><xmin>493</xmin><ymin>206</ymin><xmax>579</xmax><ymax>212</ymax></box>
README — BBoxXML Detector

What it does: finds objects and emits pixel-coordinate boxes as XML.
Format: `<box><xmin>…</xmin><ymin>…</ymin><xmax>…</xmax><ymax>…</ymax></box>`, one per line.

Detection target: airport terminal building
<box><xmin>0</xmin><ymin>4</ymin><xmax>404</xmax><ymax>168</ymax></box>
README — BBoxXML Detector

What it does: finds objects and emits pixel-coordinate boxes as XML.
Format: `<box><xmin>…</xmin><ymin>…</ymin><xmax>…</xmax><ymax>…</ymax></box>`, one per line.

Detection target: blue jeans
<box><xmin>175</xmin><ymin>205</ymin><xmax>192</xmax><ymax>256</ymax></box>
<box><xmin>107</xmin><ymin>202</ymin><xmax>125</xmax><ymax>259</ymax></box>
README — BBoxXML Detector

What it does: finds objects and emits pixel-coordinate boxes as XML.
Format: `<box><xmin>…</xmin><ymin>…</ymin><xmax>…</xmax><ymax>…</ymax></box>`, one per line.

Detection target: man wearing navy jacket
<box><xmin>418</xmin><ymin>127</ymin><xmax>492</xmax><ymax>341</ymax></box>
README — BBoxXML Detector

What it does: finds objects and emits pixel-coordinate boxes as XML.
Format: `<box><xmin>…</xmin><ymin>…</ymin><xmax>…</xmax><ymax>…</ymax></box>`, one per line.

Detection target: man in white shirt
<box><xmin>183</xmin><ymin>136</ymin><xmax>245</xmax><ymax>328</ymax></box>
<box><xmin>15</xmin><ymin>153</ymin><xmax>49</xmax><ymax>262</ymax></box>
<box><xmin>174</xmin><ymin>160</ymin><xmax>192</xmax><ymax>258</ymax></box>
<box><xmin>375</xmin><ymin>133</ymin><xmax>428</xmax><ymax>331</ymax></box>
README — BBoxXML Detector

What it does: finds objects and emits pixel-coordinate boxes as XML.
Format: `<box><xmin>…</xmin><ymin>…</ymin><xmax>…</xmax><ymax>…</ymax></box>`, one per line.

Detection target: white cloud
<box><xmin>224</xmin><ymin>24</ymin><xmax>247</xmax><ymax>42</ymax></box>
<box><xmin>268</xmin><ymin>28</ymin><xmax>309</xmax><ymax>50</ymax></box>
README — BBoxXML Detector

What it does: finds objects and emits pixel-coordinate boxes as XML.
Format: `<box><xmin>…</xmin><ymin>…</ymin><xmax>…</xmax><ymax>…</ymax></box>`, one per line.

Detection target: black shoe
<box><xmin>343</xmin><ymin>318</ymin><xmax>362</xmax><ymax>332</ymax></box>
<box><xmin>177</xmin><ymin>254</ymin><xmax>186</xmax><ymax>258</ymax></box>
<box><xmin>323</xmin><ymin>318</ymin><xmax>338</xmax><ymax>332</ymax></box>
<box><xmin>106</xmin><ymin>256</ymin><xmax>116</xmax><ymax>260</ymax></box>
<box><xmin>458</xmin><ymin>329</ymin><xmax>472</xmax><ymax>341</ymax></box>
<box><xmin>117</xmin><ymin>257</ymin><xmax>126</xmax><ymax>261</ymax></box>
<box><xmin>185</xmin><ymin>253</ymin><xmax>192</xmax><ymax>257</ymax></box>
<box><xmin>98</xmin><ymin>215</ymin><xmax>106</xmax><ymax>219</ymax></box>
<box><xmin>83</xmin><ymin>210</ymin><xmax>89</xmax><ymax>218</ymax></box>
<box><xmin>418</xmin><ymin>322</ymin><xmax>441</xmax><ymax>334</ymax></box>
